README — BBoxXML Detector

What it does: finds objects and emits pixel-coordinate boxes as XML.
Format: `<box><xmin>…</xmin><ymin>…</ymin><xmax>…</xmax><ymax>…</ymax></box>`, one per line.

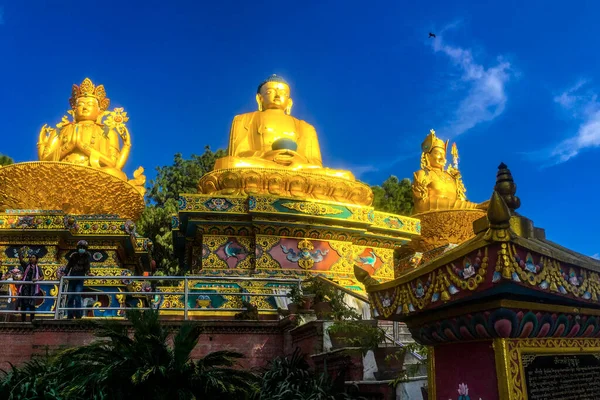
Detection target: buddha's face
<box><xmin>257</xmin><ymin>82</ymin><xmax>292</xmax><ymax>113</ymax></box>
<box><xmin>74</xmin><ymin>96</ymin><xmax>101</xmax><ymax>122</ymax></box>
<box><xmin>427</xmin><ymin>147</ymin><xmax>446</xmax><ymax>170</ymax></box>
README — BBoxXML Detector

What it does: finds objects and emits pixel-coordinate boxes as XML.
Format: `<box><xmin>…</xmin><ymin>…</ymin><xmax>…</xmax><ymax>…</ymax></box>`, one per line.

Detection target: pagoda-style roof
<box><xmin>361</xmin><ymin>163</ymin><xmax>600</xmax><ymax>323</ymax></box>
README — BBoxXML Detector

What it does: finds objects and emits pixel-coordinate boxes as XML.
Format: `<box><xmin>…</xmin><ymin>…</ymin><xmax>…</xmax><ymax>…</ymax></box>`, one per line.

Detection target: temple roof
<box><xmin>360</xmin><ymin>163</ymin><xmax>600</xmax><ymax>320</ymax></box>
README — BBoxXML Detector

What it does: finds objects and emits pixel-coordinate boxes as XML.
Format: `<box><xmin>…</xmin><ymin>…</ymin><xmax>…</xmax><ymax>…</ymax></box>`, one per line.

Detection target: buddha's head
<box><xmin>256</xmin><ymin>74</ymin><xmax>293</xmax><ymax>115</ymax></box>
<box><xmin>421</xmin><ymin>129</ymin><xmax>449</xmax><ymax>171</ymax></box>
<box><xmin>69</xmin><ymin>78</ymin><xmax>110</xmax><ymax>122</ymax></box>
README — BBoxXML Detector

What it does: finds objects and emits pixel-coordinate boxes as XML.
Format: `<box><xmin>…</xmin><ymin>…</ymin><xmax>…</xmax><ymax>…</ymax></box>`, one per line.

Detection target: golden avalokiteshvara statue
<box><xmin>203</xmin><ymin>75</ymin><xmax>372</xmax><ymax>205</ymax></box>
<box><xmin>214</xmin><ymin>74</ymin><xmax>353</xmax><ymax>180</ymax></box>
<box><xmin>412</xmin><ymin>129</ymin><xmax>481</xmax><ymax>213</ymax></box>
<box><xmin>37</xmin><ymin>78</ymin><xmax>146</xmax><ymax>193</ymax></box>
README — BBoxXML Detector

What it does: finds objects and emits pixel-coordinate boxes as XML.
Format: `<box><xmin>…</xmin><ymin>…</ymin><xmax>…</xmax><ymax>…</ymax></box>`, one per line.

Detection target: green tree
<box><xmin>0</xmin><ymin>154</ymin><xmax>14</xmax><ymax>166</ymax></box>
<box><xmin>371</xmin><ymin>176</ymin><xmax>414</xmax><ymax>216</ymax></box>
<box><xmin>137</xmin><ymin>146</ymin><xmax>226</xmax><ymax>274</ymax></box>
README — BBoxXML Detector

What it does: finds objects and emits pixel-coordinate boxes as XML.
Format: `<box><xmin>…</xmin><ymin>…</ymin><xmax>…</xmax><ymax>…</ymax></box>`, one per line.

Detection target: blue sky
<box><xmin>0</xmin><ymin>1</ymin><xmax>598</xmax><ymax>257</ymax></box>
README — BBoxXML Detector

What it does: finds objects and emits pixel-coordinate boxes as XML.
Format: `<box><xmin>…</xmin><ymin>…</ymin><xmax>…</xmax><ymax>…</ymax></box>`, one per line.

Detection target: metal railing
<box><xmin>54</xmin><ymin>275</ymin><xmax>302</xmax><ymax>320</ymax></box>
<box><xmin>0</xmin><ymin>276</ymin><xmax>302</xmax><ymax>320</ymax></box>
<box><xmin>0</xmin><ymin>280</ymin><xmax>60</xmax><ymax>315</ymax></box>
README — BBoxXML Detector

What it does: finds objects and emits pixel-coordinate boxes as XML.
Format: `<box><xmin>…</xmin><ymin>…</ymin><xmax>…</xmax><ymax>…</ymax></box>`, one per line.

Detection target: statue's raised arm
<box><xmin>34</xmin><ymin>78</ymin><xmax>146</xmax><ymax>195</ymax></box>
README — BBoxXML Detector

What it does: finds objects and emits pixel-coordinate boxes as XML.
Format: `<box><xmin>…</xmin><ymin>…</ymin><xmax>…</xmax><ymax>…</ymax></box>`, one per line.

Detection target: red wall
<box><xmin>434</xmin><ymin>341</ymin><xmax>499</xmax><ymax>400</ymax></box>
<box><xmin>0</xmin><ymin>320</ymin><xmax>290</xmax><ymax>370</ymax></box>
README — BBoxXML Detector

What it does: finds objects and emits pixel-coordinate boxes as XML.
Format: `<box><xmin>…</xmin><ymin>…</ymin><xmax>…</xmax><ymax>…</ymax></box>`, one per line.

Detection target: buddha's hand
<box><xmin>38</xmin><ymin>124</ymin><xmax>55</xmax><ymax>144</ymax></box>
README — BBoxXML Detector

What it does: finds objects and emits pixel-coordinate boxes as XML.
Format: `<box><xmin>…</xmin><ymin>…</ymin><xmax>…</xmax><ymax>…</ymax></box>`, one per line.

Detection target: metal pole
<box><xmin>54</xmin><ymin>277</ymin><xmax>64</xmax><ymax>320</ymax></box>
<box><xmin>183</xmin><ymin>277</ymin><xmax>189</xmax><ymax>321</ymax></box>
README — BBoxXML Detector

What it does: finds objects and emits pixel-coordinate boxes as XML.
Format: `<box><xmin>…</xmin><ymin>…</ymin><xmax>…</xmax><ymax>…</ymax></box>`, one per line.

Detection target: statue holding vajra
<box><xmin>213</xmin><ymin>74</ymin><xmax>355</xmax><ymax>180</ymax></box>
<box><xmin>37</xmin><ymin>78</ymin><xmax>146</xmax><ymax>194</ymax></box>
<box><xmin>412</xmin><ymin>129</ymin><xmax>481</xmax><ymax>213</ymax></box>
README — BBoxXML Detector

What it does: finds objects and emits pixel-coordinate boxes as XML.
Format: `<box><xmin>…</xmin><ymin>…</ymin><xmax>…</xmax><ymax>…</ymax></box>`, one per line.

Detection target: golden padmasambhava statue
<box><xmin>412</xmin><ymin>129</ymin><xmax>480</xmax><ymax>213</ymax></box>
<box><xmin>204</xmin><ymin>75</ymin><xmax>372</xmax><ymax>205</ymax></box>
<box><xmin>214</xmin><ymin>74</ymin><xmax>353</xmax><ymax>180</ymax></box>
<box><xmin>37</xmin><ymin>78</ymin><xmax>146</xmax><ymax>193</ymax></box>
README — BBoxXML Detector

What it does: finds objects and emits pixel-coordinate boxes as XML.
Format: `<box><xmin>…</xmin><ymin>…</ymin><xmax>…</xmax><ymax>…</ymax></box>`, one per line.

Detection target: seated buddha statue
<box><xmin>213</xmin><ymin>74</ymin><xmax>354</xmax><ymax>180</ymax></box>
<box><xmin>37</xmin><ymin>78</ymin><xmax>145</xmax><ymax>189</ymax></box>
<box><xmin>412</xmin><ymin>129</ymin><xmax>481</xmax><ymax>213</ymax></box>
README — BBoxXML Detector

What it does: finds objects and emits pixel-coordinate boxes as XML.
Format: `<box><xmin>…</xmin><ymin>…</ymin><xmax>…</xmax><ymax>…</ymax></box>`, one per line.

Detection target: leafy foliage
<box><xmin>0</xmin><ymin>154</ymin><xmax>14</xmax><ymax>166</ymax></box>
<box><xmin>256</xmin><ymin>348</ymin><xmax>363</xmax><ymax>400</ymax></box>
<box><xmin>371</xmin><ymin>175</ymin><xmax>414</xmax><ymax>216</ymax></box>
<box><xmin>136</xmin><ymin>146</ymin><xmax>226</xmax><ymax>274</ymax></box>
<box><xmin>0</xmin><ymin>358</ymin><xmax>66</xmax><ymax>400</ymax></box>
<box><xmin>0</xmin><ymin>309</ymin><xmax>258</xmax><ymax>400</ymax></box>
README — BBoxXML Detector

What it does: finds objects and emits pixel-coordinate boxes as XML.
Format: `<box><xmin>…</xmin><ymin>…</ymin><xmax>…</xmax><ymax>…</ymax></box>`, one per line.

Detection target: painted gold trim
<box><xmin>366</xmin><ymin>235</ymin><xmax>487</xmax><ymax>291</ymax></box>
<box><xmin>428</xmin><ymin>345</ymin><xmax>436</xmax><ymax>400</ymax></box>
<box><xmin>493</xmin><ymin>339</ymin><xmax>511</xmax><ymax>400</ymax></box>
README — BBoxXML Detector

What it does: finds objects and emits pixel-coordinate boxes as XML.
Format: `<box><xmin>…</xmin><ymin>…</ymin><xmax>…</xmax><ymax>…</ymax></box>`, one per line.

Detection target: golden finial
<box><xmin>484</xmin><ymin>191</ymin><xmax>513</xmax><ymax>242</ymax></box>
<box><xmin>494</xmin><ymin>163</ymin><xmax>520</xmax><ymax>212</ymax></box>
<box><xmin>353</xmin><ymin>265</ymin><xmax>380</xmax><ymax>288</ymax></box>
<box><xmin>69</xmin><ymin>78</ymin><xmax>110</xmax><ymax>111</ymax></box>
<box><xmin>421</xmin><ymin>129</ymin><xmax>448</xmax><ymax>153</ymax></box>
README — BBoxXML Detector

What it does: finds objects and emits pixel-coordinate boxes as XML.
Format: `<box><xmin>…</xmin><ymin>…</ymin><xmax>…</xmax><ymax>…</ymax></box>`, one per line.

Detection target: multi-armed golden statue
<box><xmin>0</xmin><ymin>78</ymin><xmax>146</xmax><ymax>220</ymax></box>
<box><xmin>37</xmin><ymin>78</ymin><xmax>146</xmax><ymax>192</ymax></box>
<box><xmin>201</xmin><ymin>75</ymin><xmax>372</xmax><ymax>205</ymax></box>
<box><xmin>412</xmin><ymin>129</ymin><xmax>479</xmax><ymax>213</ymax></box>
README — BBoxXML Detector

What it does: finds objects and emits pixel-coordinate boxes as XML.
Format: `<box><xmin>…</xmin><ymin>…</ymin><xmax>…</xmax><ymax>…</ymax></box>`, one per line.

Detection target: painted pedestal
<box><xmin>0</xmin><ymin>210</ymin><xmax>152</xmax><ymax>318</ymax></box>
<box><xmin>171</xmin><ymin>194</ymin><xmax>420</xmax><ymax>315</ymax></box>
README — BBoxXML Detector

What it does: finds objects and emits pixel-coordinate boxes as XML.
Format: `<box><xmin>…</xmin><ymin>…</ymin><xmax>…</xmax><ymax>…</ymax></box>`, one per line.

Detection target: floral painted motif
<box><xmin>203</xmin><ymin>198</ymin><xmax>233</xmax><ymax>211</ymax></box>
<box><xmin>451</xmin><ymin>251</ymin><xmax>482</xmax><ymax>280</ymax></box>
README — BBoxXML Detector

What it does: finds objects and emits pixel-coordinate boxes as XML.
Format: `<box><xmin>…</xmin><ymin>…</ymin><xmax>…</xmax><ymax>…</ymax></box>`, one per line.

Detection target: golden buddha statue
<box><xmin>213</xmin><ymin>75</ymin><xmax>354</xmax><ymax>180</ymax></box>
<box><xmin>37</xmin><ymin>78</ymin><xmax>146</xmax><ymax>193</ymax></box>
<box><xmin>412</xmin><ymin>129</ymin><xmax>480</xmax><ymax>213</ymax></box>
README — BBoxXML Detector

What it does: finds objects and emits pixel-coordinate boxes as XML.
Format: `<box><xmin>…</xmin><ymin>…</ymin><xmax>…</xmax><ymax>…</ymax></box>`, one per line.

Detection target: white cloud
<box><xmin>591</xmin><ymin>253</ymin><xmax>600</xmax><ymax>260</ymax></box>
<box><xmin>548</xmin><ymin>81</ymin><xmax>600</xmax><ymax>164</ymax></box>
<box><xmin>431</xmin><ymin>35</ymin><xmax>512</xmax><ymax>137</ymax></box>
<box><xmin>344</xmin><ymin>153</ymin><xmax>418</xmax><ymax>178</ymax></box>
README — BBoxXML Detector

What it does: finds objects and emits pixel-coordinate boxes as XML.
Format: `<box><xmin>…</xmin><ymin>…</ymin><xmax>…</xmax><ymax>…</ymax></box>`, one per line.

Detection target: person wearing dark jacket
<box><xmin>17</xmin><ymin>251</ymin><xmax>43</xmax><ymax>322</ymax></box>
<box><xmin>64</xmin><ymin>240</ymin><xmax>91</xmax><ymax>319</ymax></box>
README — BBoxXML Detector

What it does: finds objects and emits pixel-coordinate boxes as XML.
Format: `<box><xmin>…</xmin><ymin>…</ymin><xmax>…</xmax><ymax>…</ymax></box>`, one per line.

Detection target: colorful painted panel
<box><xmin>178</xmin><ymin>195</ymin><xmax>247</xmax><ymax>214</ymax></box>
<box><xmin>249</xmin><ymin>196</ymin><xmax>373</xmax><ymax>224</ymax></box>
<box><xmin>371</xmin><ymin>211</ymin><xmax>421</xmax><ymax>235</ymax></box>
<box><xmin>201</xmin><ymin>235</ymin><xmax>253</xmax><ymax>269</ymax></box>
<box><xmin>353</xmin><ymin>246</ymin><xmax>394</xmax><ymax>281</ymax></box>
<box><xmin>370</xmin><ymin>247</ymin><xmax>491</xmax><ymax>318</ymax></box>
<box><xmin>492</xmin><ymin>244</ymin><xmax>600</xmax><ymax>303</ymax></box>
<box><xmin>269</xmin><ymin>238</ymin><xmax>339</xmax><ymax>271</ymax></box>
<box><xmin>411</xmin><ymin>307</ymin><xmax>600</xmax><ymax>345</ymax></box>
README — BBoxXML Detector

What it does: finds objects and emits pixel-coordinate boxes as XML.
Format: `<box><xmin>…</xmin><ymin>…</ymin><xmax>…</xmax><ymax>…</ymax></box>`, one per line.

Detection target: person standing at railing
<box><xmin>17</xmin><ymin>252</ymin><xmax>43</xmax><ymax>322</ymax></box>
<box><xmin>64</xmin><ymin>240</ymin><xmax>91</xmax><ymax>320</ymax></box>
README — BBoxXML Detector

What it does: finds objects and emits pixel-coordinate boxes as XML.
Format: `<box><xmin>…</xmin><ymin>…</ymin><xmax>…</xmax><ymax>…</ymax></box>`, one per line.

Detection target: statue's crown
<box><xmin>421</xmin><ymin>129</ymin><xmax>448</xmax><ymax>153</ymax></box>
<box><xmin>69</xmin><ymin>78</ymin><xmax>110</xmax><ymax>111</ymax></box>
<box><xmin>257</xmin><ymin>74</ymin><xmax>289</xmax><ymax>94</ymax></box>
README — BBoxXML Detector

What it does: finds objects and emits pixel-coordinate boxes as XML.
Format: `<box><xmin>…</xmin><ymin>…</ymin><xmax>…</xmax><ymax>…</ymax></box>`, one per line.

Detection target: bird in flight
<box><xmin>428</xmin><ymin>32</ymin><xmax>436</xmax><ymax>38</ymax></box>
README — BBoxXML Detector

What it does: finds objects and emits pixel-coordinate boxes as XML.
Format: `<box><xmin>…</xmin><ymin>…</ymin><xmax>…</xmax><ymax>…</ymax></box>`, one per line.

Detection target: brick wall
<box><xmin>0</xmin><ymin>319</ymin><xmax>294</xmax><ymax>369</ymax></box>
